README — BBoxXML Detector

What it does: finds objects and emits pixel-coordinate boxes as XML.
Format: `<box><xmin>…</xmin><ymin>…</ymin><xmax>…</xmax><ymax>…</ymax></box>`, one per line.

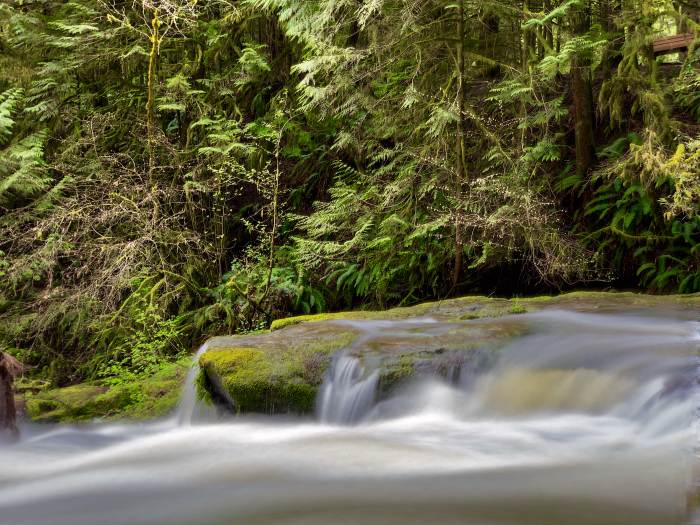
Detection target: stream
<box><xmin>1</xmin><ymin>310</ymin><xmax>699</xmax><ymax>525</ymax></box>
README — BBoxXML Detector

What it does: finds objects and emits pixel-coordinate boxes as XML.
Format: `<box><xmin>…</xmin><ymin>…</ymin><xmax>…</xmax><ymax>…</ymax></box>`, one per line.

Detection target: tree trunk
<box><xmin>570</xmin><ymin>2</ymin><xmax>596</xmax><ymax>177</ymax></box>
<box><xmin>543</xmin><ymin>0</ymin><xmax>554</xmax><ymax>54</ymax></box>
<box><xmin>453</xmin><ymin>0</ymin><xmax>466</xmax><ymax>288</ymax></box>
<box><xmin>147</xmin><ymin>9</ymin><xmax>160</xmax><ymax>182</ymax></box>
<box><xmin>522</xmin><ymin>0</ymin><xmax>536</xmax><ymax>68</ymax></box>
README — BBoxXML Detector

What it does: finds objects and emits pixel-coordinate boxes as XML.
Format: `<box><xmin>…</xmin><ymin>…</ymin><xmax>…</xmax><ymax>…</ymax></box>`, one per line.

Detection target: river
<box><xmin>1</xmin><ymin>310</ymin><xmax>698</xmax><ymax>525</ymax></box>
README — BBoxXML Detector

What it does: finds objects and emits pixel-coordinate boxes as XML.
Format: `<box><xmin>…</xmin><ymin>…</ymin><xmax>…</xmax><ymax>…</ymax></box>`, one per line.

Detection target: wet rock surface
<box><xmin>200</xmin><ymin>292</ymin><xmax>700</xmax><ymax>415</ymax></box>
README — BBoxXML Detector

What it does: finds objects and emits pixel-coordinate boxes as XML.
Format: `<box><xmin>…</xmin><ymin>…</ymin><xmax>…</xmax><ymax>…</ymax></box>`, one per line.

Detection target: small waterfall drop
<box><xmin>175</xmin><ymin>343</ymin><xmax>212</xmax><ymax>425</ymax></box>
<box><xmin>318</xmin><ymin>353</ymin><xmax>380</xmax><ymax>425</ymax></box>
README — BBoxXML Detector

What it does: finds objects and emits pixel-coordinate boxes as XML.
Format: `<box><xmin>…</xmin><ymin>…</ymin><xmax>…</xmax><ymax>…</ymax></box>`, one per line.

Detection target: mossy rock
<box><xmin>272</xmin><ymin>291</ymin><xmax>700</xmax><ymax>328</ymax></box>
<box><xmin>201</xmin><ymin>291</ymin><xmax>700</xmax><ymax>416</ymax></box>
<box><xmin>13</xmin><ymin>378</ymin><xmax>50</xmax><ymax>396</ymax></box>
<box><xmin>25</xmin><ymin>361</ymin><xmax>188</xmax><ymax>423</ymax></box>
<box><xmin>270</xmin><ymin>311</ymin><xmax>386</xmax><ymax>331</ymax></box>
<box><xmin>201</xmin><ymin>327</ymin><xmax>357</xmax><ymax>414</ymax></box>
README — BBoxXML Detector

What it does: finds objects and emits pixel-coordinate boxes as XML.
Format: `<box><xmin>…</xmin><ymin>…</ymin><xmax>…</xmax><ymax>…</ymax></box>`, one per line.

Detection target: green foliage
<box><xmin>95</xmin><ymin>306</ymin><xmax>185</xmax><ymax>386</ymax></box>
<box><xmin>538</xmin><ymin>35</ymin><xmax>606</xmax><ymax>78</ymax></box>
<box><xmin>582</xmin><ymin>133</ymin><xmax>700</xmax><ymax>292</ymax></box>
<box><xmin>1</xmin><ymin>0</ymin><xmax>699</xmax><ymax>389</ymax></box>
<box><xmin>0</xmin><ymin>88</ymin><xmax>23</xmax><ymax>143</ymax></box>
<box><xmin>0</xmin><ymin>88</ymin><xmax>50</xmax><ymax>208</ymax></box>
<box><xmin>674</xmin><ymin>67</ymin><xmax>700</xmax><ymax>122</ymax></box>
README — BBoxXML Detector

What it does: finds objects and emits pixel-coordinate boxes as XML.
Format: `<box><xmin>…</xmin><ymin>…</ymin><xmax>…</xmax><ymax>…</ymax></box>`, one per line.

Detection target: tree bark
<box><xmin>570</xmin><ymin>2</ymin><xmax>596</xmax><ymax>177</ymax></box>
<box><xmin>522</xmin><ymin>0</ymin><xmax>536</xmax><ymax>68</ymax></box>
<box><xmin>453</xmin><ymin>0</ymin><xmax>466</xmax><ymax>288</ymax></box>
<box><xmin>147</xmin><ymin>9</ymin><xmax>160</xmax><ymax>182</ymax></box>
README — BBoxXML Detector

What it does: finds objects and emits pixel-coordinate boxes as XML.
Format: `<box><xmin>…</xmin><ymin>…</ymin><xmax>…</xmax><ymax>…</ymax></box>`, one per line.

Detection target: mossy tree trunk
<box><xmin>147</xmin><ymin>9</ymin><xmax>160</xmax><ymax>182</ymax></box>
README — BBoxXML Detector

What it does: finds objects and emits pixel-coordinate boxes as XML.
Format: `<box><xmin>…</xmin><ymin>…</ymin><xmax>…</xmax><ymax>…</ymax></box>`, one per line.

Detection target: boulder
<box><xmin>200</xmin><ymin>292</ymin><xmax>700</xmax><ymax>416</ymax></box>
<box><xmin>0</xmin><ymin>352</ymin><xmax>22</xmax><ymax>438</ymax></box>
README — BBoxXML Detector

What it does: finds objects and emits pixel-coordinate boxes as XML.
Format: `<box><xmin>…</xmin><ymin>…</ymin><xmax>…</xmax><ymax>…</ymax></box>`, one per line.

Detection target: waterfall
<box><xmin>174</xmin><ymin>343</ymin><xmax>213</xmax><ymax>425</ymax></box>
<box><xmin>318</xmin><ymin>353</ymin><xmax>379</xmax><ymax>425</ymax></box>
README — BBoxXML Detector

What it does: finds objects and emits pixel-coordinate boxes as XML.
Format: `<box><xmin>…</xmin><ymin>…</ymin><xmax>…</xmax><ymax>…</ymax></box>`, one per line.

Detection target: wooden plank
<box><xmin>653</xmin><ymin>33</ymin><xmax>695</xmax><ymax>55</ymax></box>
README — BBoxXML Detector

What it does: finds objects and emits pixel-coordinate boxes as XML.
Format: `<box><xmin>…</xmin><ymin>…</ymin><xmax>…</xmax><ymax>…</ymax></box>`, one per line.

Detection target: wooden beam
<box><xmin>653</xmin><ymin>33</ymin><xmax>695</xmax><ymax>56</ymax></box>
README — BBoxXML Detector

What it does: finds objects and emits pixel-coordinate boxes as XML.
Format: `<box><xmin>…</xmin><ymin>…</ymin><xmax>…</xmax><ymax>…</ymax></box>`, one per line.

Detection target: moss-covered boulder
<box><xmin>200</xmin><ymin>327</ymin><xmax>357</xmax><ymax>414</ymax></box>
<box><xmin>25</xmin><ymin>360</ymin><xmax>188</xmax><ymax>423</ymax></box>
<box><xmin>202</xmin><ymin>318</ymin><xmax>513</xmax><ymax>416</ymax></box>
<box><xmin>201</xmin><ymin>291</ymin><xmax>700</xmax><ymax>416</ymax></box>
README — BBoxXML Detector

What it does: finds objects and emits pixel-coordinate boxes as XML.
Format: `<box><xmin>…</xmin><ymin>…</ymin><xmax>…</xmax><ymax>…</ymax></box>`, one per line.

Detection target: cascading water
<box><xmin>1</xmin><ymin>309</ymin><xmax>699</xmax><ymax>525</ymax></box>
<box><xmin>174</xmin><ymin>342</ymin><xmax>214</xmax><ymax>425</ymax></box>
<box><xmin>318</xmin><ymin>353</ymin><xmax>380</xmax><ymax>424</ymax></box>
<box><xmin>317</xmin><ymin>318</ymin><xmax>440</xmax><ymax>425</ymax></box>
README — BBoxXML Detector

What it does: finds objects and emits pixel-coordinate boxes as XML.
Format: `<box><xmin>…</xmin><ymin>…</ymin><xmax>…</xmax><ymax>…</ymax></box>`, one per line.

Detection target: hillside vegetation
<box><xmin>0</xmin><ymin>0</ymin><xmax>698</xmax><ymax>386</ymax></box>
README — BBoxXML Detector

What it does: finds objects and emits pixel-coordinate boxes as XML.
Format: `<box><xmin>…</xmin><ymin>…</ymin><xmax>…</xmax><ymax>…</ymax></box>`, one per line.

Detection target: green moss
<box><xmin>195</xmin><ymin>367</ymin><xmax>215</xmax><ymax>405</ymax></box>
<box><xmin>201</xmin><ymin>348</ymin><xmax>273</xmax><ymax>412</ymax></box>
<box><xmin>200</xmin><ymin>331</ymin><xmax>357</xmax><ymax>414</ymax></box>
<box><xmin>204</xmin><ymin>291</ymin><xmax>700</xmax><ymax>417</ymax></box>
<box><xmin>270</xmin><ymin>311</ymin><xmax>379</xmax><ymax>331</ymax></box>
<box><xmin>271</xmin><ymin>297</ymin><xmax>513</xmax><ymax>327</ymax></box>
<box><xmin>200</xmin><ymin>347</ymin><xmax>313</xmax><ymax>413</ymax></box>
<box><xmin>26</xmin><ymin>384</ymin><xmax>109</xmax><ymax>422</ymax></box>
<box><xmin>272</xmin><ymin>293</ymin><xmax>700</xmax><ymax>332</ymax></box>
<box><xmin>379</xmin><ymin>354</ymin><xmax>416</xmax><ymax>394</ymax></box>
<box><xmin>268</xmin><ymin>300</ymin><xmax>455</xmax><ymax>330</ymax></box>
<box><xmin>25</xmin><ymin>360</ymin><xmax>188</xmax><ymax>423</ymax></box>
<box><xmin>14</xmin><ymin>377</ymin><xmax>50</xmax><ymax>395</ymax></box>
<box><xmin>509</xmin><ymin>303</ymin><xmax>527</xmax><ymax>314</ymax></box>
<box><xmin>520</xmin><ymin>290</ymin><xmax>700</xmax><ymax>304</ymax></box>
<box><xmin>522</xmin><ymin>291</ymin><xmax>629</xmax><ymax>302</ymax></box>
<box><xmin>456</xmin><ymin>305</ymin><xmax>517</xmax><ymax>320</ymax></box>
<box><xmin>117</xmin><ymin>361</ymin><xmax>189</xmax><ymax>420</ymax></box>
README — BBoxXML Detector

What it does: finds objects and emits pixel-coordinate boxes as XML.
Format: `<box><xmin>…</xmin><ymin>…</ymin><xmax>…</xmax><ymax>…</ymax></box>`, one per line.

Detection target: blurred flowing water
<box><xmin>175</xmin><ymin>342</ymin><xmax>211</xmax><ymax>426</ymax></box>
<box><xmin>1</xmin><ymin>310</ymin><xmax>699</xmax><ymax>525</ymax></box>
<box><xmin>318</xmin><ymin>353</ymin><xmax>380</xmax><ymax>424</ymax></box>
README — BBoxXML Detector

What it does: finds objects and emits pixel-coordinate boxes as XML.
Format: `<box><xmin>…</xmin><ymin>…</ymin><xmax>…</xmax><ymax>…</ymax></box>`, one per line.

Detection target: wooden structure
<box><xmin>653</xmin><ymin>33</ymin><xmax>695</xmax><ymax>56</ymax></box>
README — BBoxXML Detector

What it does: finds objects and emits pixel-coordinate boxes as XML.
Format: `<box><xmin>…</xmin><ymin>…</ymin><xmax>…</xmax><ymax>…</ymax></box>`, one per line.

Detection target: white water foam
<box><xmin>2</xmin><ymin>309</ymin><xmax>699</xmax><ymax>525</ymax></box>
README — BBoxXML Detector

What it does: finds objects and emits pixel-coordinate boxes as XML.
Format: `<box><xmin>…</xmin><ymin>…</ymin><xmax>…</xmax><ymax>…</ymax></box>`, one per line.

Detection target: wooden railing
<box><xmin>652</xmin><ymin>33</ymin><xmax>695</xmax><ymax>56</ymax></box>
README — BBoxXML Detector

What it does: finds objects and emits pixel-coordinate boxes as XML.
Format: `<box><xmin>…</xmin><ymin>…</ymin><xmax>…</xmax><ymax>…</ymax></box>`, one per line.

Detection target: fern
<box><xmin>674</xmin><ymin>70</ymin><xmax>700</xmax><ymax>122</ymax></box>
<box><xmin>0</xmin><ymin>129</ymin><xmax>49</xmax><ymax>206</ymax></box>
<box><xmin>0</xmin><ymin>89</ymin><xmax>24</xmax><ymax>145</ymax></box>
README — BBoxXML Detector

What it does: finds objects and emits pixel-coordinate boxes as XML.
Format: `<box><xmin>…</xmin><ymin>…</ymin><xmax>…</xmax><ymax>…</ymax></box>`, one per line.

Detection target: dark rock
<box><xmin>0</xmin><ymin>352</ymin><xmax>22</xmax><ymax>439</ymax></box>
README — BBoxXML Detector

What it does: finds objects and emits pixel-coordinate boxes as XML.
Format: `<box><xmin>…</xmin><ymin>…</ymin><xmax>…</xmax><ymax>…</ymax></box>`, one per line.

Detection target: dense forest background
<box><xmin>0</xmin><ymin>0</ymin><xmax>698</xmax><ymax>386</ymax></box>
